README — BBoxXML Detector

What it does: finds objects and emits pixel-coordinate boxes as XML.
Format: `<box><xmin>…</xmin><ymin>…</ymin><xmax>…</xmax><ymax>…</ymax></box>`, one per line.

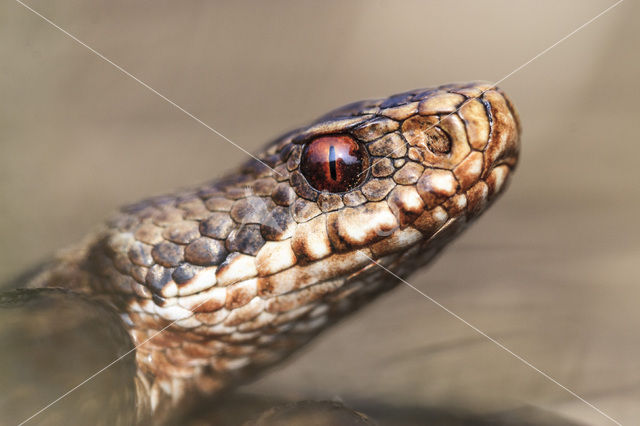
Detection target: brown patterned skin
<box><xmin>33</xmin><ymin>82</ymin><xmax>520</xmax><ymax>423</ymax></box>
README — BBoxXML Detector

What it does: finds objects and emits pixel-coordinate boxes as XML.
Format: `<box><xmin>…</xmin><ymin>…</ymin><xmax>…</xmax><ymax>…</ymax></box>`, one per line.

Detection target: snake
<box><xmin>9</xmin><ymin>81</ymin><xmax>520</xmax><ymax>424</ymax></box>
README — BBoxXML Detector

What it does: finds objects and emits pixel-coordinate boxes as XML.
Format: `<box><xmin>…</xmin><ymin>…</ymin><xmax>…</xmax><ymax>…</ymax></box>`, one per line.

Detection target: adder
<box><xmin>3</xmin><ymin>81</ymin><xmax>520</xmax><ymax>425</ymax></box>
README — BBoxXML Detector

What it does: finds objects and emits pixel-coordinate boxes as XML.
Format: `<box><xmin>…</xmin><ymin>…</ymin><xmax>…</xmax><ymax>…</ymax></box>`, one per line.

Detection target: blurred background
<box><xmin>1</xmin><ymin>1</ymin><xmax>638</xmax><ymax>424</ymax></box>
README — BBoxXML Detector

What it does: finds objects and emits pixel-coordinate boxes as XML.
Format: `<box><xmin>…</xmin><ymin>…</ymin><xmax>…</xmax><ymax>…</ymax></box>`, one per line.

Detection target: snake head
<box><xmin>105</xmin><ymin>81</ymin><xmax>521</xmax><ymax>299</ymax></box>
<box><xmin>277</xmin><ymin>82</ymin><xmax>521</xmax><ymax>261</ymax></box>
<box><xmin>100</xmin><ymin>80</ymin><xmax>522</xmax><ymax>318</ymax></box>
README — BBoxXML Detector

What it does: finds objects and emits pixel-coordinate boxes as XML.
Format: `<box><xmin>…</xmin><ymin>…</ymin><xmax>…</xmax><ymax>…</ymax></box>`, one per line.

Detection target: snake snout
<box><xmin>394</xmin><ymin>83</ymin><xmax>521</xmax><ymax>237</ymax></box>
<box><xmin>478</xmin><ymin>85</ymin><xmax>521</xmax><ymax>178</ymax></box>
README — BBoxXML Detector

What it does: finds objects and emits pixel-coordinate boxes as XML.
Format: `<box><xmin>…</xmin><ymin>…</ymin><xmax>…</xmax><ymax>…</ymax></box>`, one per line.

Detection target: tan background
<box><xmin>1</xmin><ymin>1</ymin><xmax>638</xmax><ymax>424</ymax></box>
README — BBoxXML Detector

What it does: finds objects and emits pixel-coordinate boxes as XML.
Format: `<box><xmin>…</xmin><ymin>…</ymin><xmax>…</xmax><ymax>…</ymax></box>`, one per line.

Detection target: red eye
<box><xmin>300</xmin><ymin>135</ymin><xmax>369</xmax><ymax>193</ymax></box>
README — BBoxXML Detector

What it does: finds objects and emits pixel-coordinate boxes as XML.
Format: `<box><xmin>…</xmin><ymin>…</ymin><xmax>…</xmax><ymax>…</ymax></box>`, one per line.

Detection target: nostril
<box><xmin>424</xmin><ymin>126</ymin><xmax>452</xmax><ymax>154</ymax></box>
<box><xmin>402</xmin><ymin>114</ymin><xmax>471</xmax><ymax>169</ymax></box>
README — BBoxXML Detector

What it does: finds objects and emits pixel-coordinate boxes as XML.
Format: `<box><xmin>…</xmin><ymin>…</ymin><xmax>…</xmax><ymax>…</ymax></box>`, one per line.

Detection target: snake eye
<box><xmin>300</xmin><ymin>135</ymin><xmax>369</xmax><ymax>193</ymax></box>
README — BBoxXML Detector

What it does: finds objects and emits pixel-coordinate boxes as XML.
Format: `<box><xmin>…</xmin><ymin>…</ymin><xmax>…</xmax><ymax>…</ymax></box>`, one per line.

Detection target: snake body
<box><xmin>28</xmin><ymin>82</ymin><xmax>520</xmax><ymax>423</ymax></box>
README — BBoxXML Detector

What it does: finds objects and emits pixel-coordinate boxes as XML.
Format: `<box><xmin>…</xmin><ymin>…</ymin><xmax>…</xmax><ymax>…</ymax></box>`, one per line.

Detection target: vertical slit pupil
<box><xmin>329</xmin><ymin>145</ymin><xmax>337</xmax><ymax>180</ymax></box>
<box><xmin>300</xmin><ymin>135</ymin><xmax>368</xmax><ymax>193</ymax></box>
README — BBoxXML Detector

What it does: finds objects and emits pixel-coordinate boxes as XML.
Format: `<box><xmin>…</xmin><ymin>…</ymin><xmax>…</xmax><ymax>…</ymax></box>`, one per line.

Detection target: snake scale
<box><xmin>19</xmin><ymin>81</ymin><xmax>520</xmax><ymax>424</ymax></box>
